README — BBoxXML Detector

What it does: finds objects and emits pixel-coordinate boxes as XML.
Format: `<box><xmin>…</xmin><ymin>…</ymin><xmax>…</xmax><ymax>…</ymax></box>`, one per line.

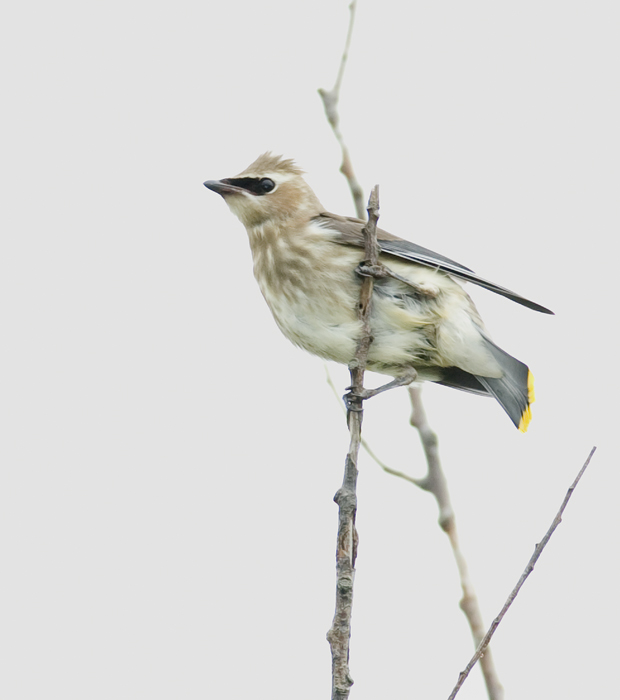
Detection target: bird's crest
<box><xmin>237</xmin><ymin>152</ymin><xmax>304</xmax><ymax>178</ymax></box>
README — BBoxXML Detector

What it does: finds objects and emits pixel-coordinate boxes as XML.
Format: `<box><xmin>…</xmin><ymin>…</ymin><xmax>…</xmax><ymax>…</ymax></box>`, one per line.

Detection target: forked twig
<box><xmin>447</xmin><ymin>446</ymin><xmax>597</xmax><ymax>700</ymax></box>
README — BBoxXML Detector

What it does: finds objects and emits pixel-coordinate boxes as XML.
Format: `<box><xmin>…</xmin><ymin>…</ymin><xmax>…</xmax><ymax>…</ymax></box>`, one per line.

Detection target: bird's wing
<box><xmin>315</xmin><ymin>212</ymin><xmax>553</xmax><ymax>315</ymax></box>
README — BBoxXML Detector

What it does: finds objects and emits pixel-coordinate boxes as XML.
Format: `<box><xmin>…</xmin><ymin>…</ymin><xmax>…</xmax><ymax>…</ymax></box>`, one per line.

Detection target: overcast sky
<box><xmin>2</xmin><ymin>1</ymin><xmax>618</xmax><ymax>698</ymax></box>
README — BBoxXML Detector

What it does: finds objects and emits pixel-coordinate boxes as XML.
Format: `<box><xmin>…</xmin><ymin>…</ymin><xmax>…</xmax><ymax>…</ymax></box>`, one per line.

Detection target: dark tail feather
<box><xmin>435</xmin><ymin>340</ymin><xmax>535</xmax><ymax>431</ymax></box>
<box><xmin>475</xmin><ymin>339</ymin><xmax>535</xmax><ymax>432</ymax></box>
<box><xmin>435</xmin><ymin>367</ymin><xmax>490</xmax><ymax>396</ymax></box>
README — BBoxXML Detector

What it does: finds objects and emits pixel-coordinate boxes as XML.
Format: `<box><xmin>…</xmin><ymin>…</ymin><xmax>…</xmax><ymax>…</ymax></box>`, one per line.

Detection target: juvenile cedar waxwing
<box><xmin>204</xmin><ymin>154</ymin><xmax>552</xmax><ymax>431</ymax></box>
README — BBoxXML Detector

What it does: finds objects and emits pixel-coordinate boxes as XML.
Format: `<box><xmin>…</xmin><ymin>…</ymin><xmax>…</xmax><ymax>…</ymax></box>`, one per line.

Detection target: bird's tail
<box><xmin>475</xmin><ymin>339</ymin><xmax>535</xmax><ymax>432</ymax></box>
<box><xmin>435</xmin><ymin>338</ymin><xmax>535</xmax><ymax>431</ymax></box>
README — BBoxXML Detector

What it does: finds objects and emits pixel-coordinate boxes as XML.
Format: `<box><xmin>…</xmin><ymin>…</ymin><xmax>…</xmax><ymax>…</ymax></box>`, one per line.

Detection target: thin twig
<box><xmin>349</xmin><ymin>186</ymin><xmax>380</xmax><ymax>394</ymax></box>
<box><xmin>318</xmin><ymin>0</ymin><xmax>365</xmax><ymax>219</ymax></box>
<box><xmin>447</xmin><ymin>446</ymin><xmax>597</xmax><ymax>700</ymax></box>
<box><xmin>409</xmin><ymin>385</ymin><xmax>504</xmax><ymax>700</ymax></box>
<box><xmin>326</xmin><ymin>187</ymin><xmax>380</xmax><ymax>700</ymax></box>
<box><xmin>325</xmin><ymin>370</ymin><xmax>433</xmax><ymax>487</ymax></box>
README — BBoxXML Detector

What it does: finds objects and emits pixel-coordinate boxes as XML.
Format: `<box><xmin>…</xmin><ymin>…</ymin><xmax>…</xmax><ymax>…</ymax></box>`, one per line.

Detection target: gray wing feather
<box><xmin>315</xmin><ymin>212</ymin><xmax>554</xmax><ymax>315</ymax></box>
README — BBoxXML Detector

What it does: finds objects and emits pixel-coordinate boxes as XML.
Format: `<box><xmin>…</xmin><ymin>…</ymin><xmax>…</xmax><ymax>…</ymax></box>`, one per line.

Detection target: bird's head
<box><xmin>204</xmin><ymin>153</ymin><xmax>323</xmax><ymax>229</ymax></box>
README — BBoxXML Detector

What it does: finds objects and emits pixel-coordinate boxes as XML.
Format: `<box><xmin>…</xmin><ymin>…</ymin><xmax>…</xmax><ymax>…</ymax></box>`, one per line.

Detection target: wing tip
<box><xmin>531</xmin><ymin>302</ymin><xmax>555</xmax><ymax>315</ymax></box>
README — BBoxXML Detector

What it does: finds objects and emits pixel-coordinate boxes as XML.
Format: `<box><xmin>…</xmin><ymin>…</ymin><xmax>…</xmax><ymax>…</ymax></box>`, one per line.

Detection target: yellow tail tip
<box><xmin>518</xmin><ymin>370</ymin><xmax>536</xmax><ymax>432</ymax></box>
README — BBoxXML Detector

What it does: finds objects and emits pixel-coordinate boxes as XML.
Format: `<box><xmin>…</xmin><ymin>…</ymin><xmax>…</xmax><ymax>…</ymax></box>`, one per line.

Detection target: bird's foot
<box><xmin>343</xmin><ymin>371</ymin><xmax>418</xmax><ymax>411</ymax></box>
<box><xmin>356</xmin><ymin>262</ymin><xmax>390</xmax><ymax>280</ymax></box>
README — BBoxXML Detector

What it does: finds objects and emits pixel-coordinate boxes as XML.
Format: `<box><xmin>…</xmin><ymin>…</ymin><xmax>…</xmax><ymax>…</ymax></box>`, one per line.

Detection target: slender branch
<box><xmin>409</xmin><ymin>385</ymin><xmax>504</xmax><ymax>700</ymax></box>
<box><xmin>318</xmin><ymin>0</ymin><xmax>365</xmax><ymax>219</ymax></box>
<box><xmin>331</xmin><ymin>0</ymin><xmax>356</xmax><ymax>97</ymax></box>
<box><xmin>349</xmin><ymin>186</ymin><xmax>380</xmax><ymax>394</ymax></box>
<box><xmin>326</xmin><ymin>187</ymin><xmax>380</xmax><ymax>700</ymax></box>
<box><xmin>447</xmin><ymin>446</ymin><xmax>597</xmax><ymax>700</ymax></box>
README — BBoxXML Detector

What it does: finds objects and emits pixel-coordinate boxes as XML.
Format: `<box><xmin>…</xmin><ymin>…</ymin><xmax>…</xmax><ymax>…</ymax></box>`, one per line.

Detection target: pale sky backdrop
<box><xmin>2</xmin><ymin>1</ymin><xmax>618</xmax><ymax>698</ymax></box>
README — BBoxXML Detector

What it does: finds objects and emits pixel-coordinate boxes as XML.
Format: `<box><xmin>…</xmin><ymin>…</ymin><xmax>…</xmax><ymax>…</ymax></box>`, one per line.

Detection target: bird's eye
<box><xmin>224</xmin><ymin>176</ymin><xmax>276</xmax><ymax>196</ymax></box>
<box><xmin>259</xmin><ymin>178</ymin><xmax>275</xmax><ymax>193</ymax></box>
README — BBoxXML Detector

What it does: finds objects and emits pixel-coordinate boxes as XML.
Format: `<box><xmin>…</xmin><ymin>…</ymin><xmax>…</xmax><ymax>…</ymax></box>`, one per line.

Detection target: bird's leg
<box><xmin>356</xmin><ymin>262</ymin><xmax>439</xmax><ymax>298</ymax></box>
<box><xmin>343</xmin><ymin>370</ymin><xmax>418</xmax><ymax>412</ymax></box>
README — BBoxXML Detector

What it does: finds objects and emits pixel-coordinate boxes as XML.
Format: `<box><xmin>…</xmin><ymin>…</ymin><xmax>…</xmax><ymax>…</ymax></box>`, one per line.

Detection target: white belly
<box><xmin>250</xmin><ymin>226</ymin><xmax>500</xmax><ymax>378</ymax></box>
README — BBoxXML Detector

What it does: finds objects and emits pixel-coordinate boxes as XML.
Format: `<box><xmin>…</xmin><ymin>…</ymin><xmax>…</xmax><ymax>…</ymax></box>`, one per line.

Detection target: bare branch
<box><xmin>409</xmin><ymin>385</ymin><xmax>504</xmax><ymax>698</ymax></box>
<box><xmin>408</xmin><ymin>385</ymin><xmax>504</xmax><ymax>699</ymax></box>
<box><xmin>408</xmin><ymin>386</ymin><xmax>453</xmax><ymax>526</ymax></box>
<box><xmin>326</xmin><ymin>186</ymin><xmax>381</xmax><ymax>700</ymax></box>
<box><xmin>318</xmin><ymin>0</ymin><xmax>365</xmax><ymax>219</ymax></box>
<box><xmin>349</xmin><ymin>185</ymin><xmax>380</xmax><ymax>388</ymax></box>
<box><xmin>447</xmin><ymin>446</ymin><xmax>597</xmax><ymax>700</ymax></box>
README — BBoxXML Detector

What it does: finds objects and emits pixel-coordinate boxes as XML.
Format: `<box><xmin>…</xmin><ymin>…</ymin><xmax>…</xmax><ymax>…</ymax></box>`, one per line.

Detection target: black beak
<box><xmin>203</xmin><ymin>179</ymin><xmax>244</xmax><ymax>196</ymax></box>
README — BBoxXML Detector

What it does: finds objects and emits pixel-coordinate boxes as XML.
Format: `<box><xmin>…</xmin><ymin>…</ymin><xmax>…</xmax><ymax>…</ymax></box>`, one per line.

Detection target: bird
<box><xmin>204</xmin><ymin>153</ymin><xmax>552</xmax><ymax>431</ymax></box>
